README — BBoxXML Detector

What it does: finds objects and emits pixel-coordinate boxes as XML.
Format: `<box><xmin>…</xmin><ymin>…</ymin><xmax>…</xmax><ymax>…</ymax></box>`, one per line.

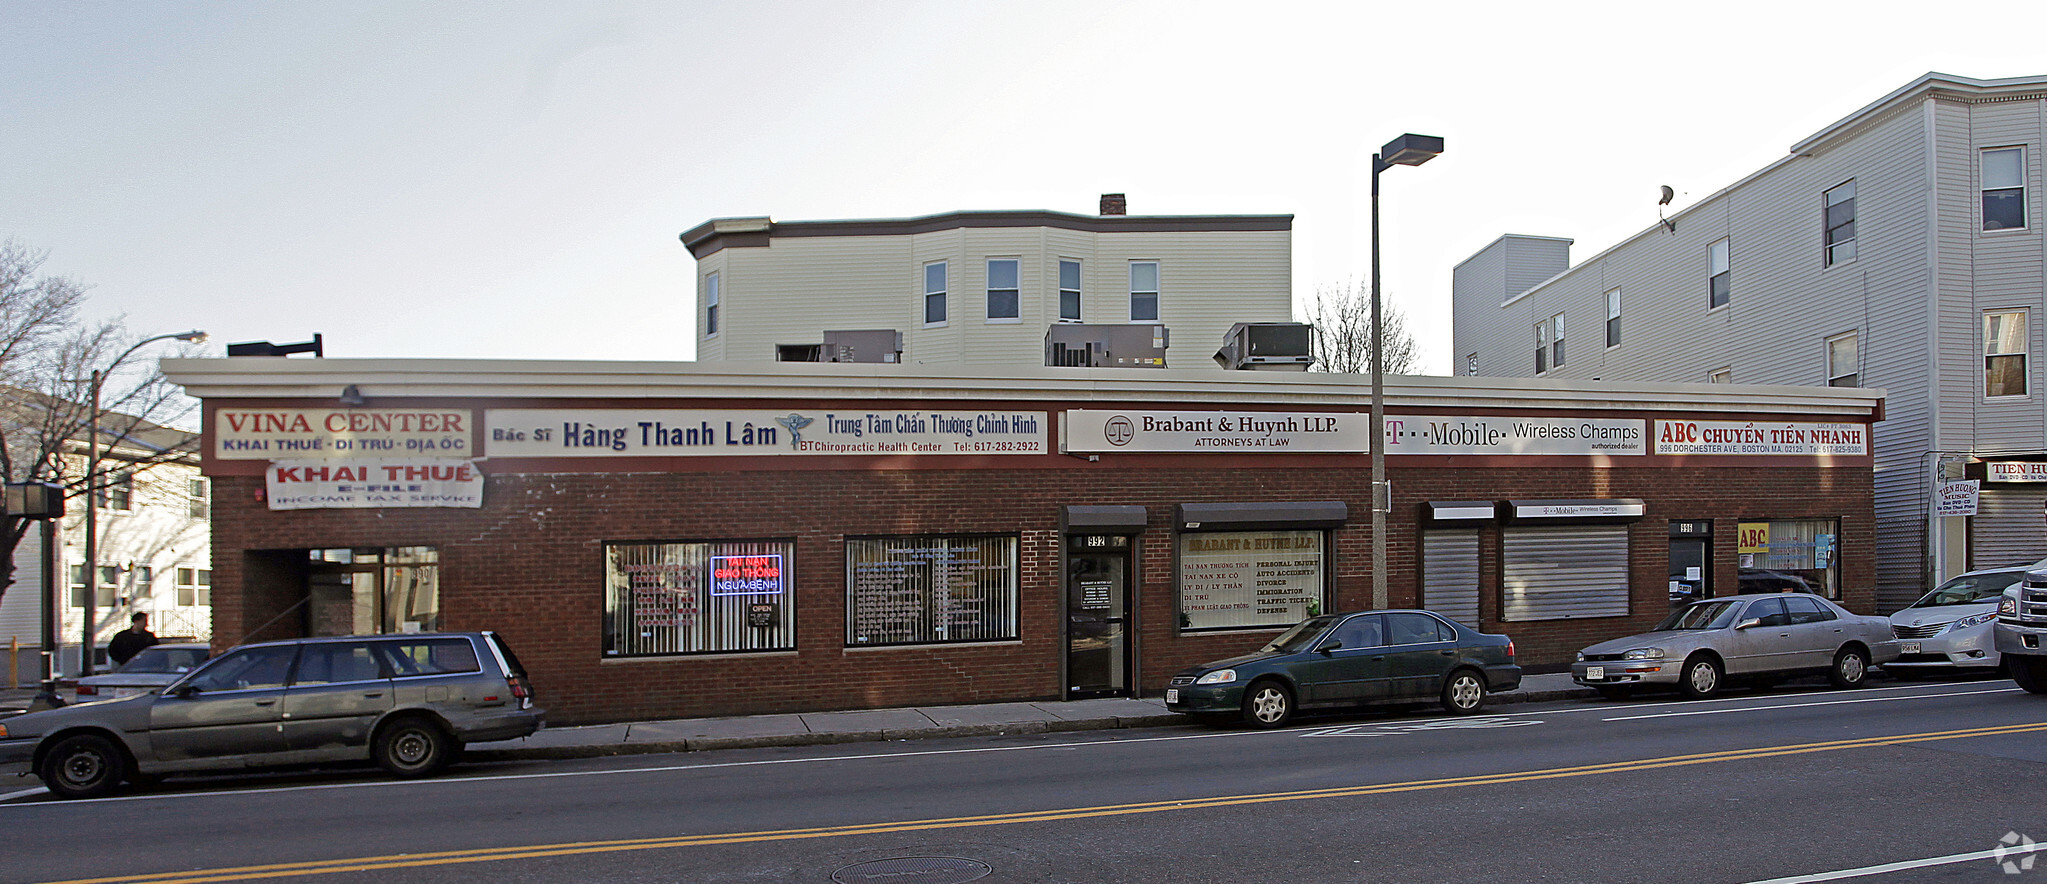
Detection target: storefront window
<box><xmin>604</xmin><ymin>540</ymin><xmax>796</xmax><ymax>656</ymax></box>
<box><xmin>1177</xmin><ymin>530</ymin><xmax>1327</xmax><ymax>631</ymax></box>
<box><xmin>1737</xmin><ymin>519</ymin><xmax>1840</xmax><ymax>599</ymax></box>
<box><xmin>847</xmin><ymin>535</ymin><xmax>1018</xmax><ymax>646</ymax></box>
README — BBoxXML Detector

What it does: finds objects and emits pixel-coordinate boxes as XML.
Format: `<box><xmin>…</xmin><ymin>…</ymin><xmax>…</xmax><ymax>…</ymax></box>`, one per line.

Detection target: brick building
<box><xmin>166</xmin><ymin>358</ymin><xmax>1882</xmax><ymax>724</ymax></box>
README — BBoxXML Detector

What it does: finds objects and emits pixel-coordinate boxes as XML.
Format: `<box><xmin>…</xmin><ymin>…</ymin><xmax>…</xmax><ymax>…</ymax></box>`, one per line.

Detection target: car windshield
<box><xmin>1263</xmin><ymin>616</ymin><xmax>1338</xmax><ymax>654</ymax></box>
<box><xmin>1654</xmin><ymin>600</ymin><xmax>1743</xmax><ymax>631</ymax></box>
<box><xmin>117</xmin><ymin>646</ymin><xmax>209</xmax><ymax>674</ymax></box>
<box><xmin>1910</xmin><ymin>570</ymin><xmax>2025</xmax><ymax>608</ymax></box>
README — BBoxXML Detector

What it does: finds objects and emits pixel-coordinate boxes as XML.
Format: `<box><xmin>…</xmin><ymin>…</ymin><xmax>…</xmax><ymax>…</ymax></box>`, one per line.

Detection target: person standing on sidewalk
<box><xmin>108</xmin><ymin>612</ymin><xmax>159</xmax><ymax>667</ymax></box>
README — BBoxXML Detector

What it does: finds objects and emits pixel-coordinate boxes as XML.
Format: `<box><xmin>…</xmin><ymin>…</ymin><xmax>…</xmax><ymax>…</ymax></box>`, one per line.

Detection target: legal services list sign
<box><xmin>482</xmin><ymin>409</ymin><xmax>1047</xmax><ymax>457</ymax></box>
<box><xmin>1062</xmin><ymin>410</ymin><xmax>1646</xmax><ymax>456</ymax></box>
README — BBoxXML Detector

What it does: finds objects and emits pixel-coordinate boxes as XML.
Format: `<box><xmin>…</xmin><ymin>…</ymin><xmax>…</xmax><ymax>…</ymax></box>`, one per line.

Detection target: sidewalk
<box><xmin>0</xmin><ymin>674</ymin><xmax>1595</xmax><ymax>762</ymax></box>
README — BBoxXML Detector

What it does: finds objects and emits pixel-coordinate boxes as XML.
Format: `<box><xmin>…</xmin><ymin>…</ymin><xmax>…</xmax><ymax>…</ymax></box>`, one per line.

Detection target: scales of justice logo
<box><xmin>1104</xmin><ymin>415</ymin><xmax>1136</xmax><ymax>446</ymax></box>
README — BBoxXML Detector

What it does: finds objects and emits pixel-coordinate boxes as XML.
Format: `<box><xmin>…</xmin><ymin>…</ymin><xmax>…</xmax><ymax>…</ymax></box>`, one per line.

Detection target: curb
<box><xmin>465</xmin><ymin>689</ymin><xmax>1597</xmax><ymax>762</ymax></box>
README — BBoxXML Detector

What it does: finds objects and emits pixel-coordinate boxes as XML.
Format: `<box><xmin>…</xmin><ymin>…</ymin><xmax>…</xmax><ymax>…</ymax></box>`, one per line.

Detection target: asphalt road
<box><xmin>5</xmin><ymin>678</ymin><xmax>2046</xmax><ymax>884</ymax></box>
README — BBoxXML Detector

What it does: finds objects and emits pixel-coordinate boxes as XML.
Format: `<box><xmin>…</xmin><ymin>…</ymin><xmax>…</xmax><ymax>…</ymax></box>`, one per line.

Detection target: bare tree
<box><xmin>1303</xmin><ymin>280</ymin><xmax>1420</xmax><ymax>375</ymax></box>
<box><xmin>0</xmin><ymin>240</ymin><xmax>201</xmax><ymax>610</ymax></box>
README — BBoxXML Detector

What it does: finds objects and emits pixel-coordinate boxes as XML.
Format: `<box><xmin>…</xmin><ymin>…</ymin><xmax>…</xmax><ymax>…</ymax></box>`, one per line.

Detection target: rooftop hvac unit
<box><xmin>1043</xmin><ymin>324</ymin><xmax>1171</xmax><ymax>368</ymax></box>
<box><xmin>1214</xmin><ymin>322</ymin><xmax>1315</xmax><ymax>371</ymax></box>
<box><xmin>775</xmin><ymin>330</ymin><xmax>902</xmax><ymax>364</ymax></box>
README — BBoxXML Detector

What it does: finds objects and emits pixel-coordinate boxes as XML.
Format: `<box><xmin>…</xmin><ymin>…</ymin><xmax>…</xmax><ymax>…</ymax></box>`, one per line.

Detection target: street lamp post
<box><xmin>77</xmin><ymin>329</ymin><xmax>206</xmax><ymax>677</ymax></box>
<box><xmin>1369</xmin><ymin>134</ymin><xmax>1443</xmax><ymax>610</ymax></box>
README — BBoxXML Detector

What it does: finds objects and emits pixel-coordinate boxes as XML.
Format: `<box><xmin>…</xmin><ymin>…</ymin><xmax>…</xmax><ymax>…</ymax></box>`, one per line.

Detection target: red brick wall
<box><xmin>210</xmin><ymin>461</ymin><xmax>1873</xmax><ymax>725</ymax></box>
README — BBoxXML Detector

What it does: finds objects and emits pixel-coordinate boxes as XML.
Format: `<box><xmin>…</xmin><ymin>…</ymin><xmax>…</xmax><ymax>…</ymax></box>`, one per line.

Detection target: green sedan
<box><xmin>1164</xmin><ymin>610</ymin><xmax>1522</xmax><ymax>727</ymax></box>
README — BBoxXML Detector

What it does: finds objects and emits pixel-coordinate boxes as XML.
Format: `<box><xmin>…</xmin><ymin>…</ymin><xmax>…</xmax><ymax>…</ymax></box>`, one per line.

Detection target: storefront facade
<box><xmin>166</xmin><ymin>359</ymin><xmax>1882</xmax><ymax>724</ymax></box>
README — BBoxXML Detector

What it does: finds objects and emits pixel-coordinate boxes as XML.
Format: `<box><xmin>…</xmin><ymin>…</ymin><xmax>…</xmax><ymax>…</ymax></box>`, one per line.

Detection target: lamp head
<box><xmin>172</xmin><ymin>330</ymin><xmax>208</xmax><ymax>344</ymax></box>
<box><xmin>1379</xmin><ymin>133</ymin><xmax>1445</xmax><ymax>167</ymax></box>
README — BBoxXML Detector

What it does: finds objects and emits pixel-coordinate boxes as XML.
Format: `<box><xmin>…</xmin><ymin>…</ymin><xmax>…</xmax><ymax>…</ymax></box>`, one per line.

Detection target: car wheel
<box><xmin>1441</xmin><ymin>670</ymin><xmax>1487</xmax><ymax>715</ymax></box>
<box><xmin>374</xmin><ymin>717</ymin><xmax>454</xmax><ymax>778</ymax></box>
<box><xmin>1241</xmin><ymin>681</ymin><xmax>1293</xmax><ymax>729</ymax></box>
<box><xmin>1828</xmin><ymin>647</ymin><xmax>1870</xmax><ymax>689</ymax></box>
<box><xmin>1594</xmin><ymin>686</ymin><xmax>1633</xmax><ymax>701</ymax></box>
<box><xmin>2011</xmin><ymin>657</ymin><xmax>2047</xmax><ymax>695</ymax></box>
<box><xmin>1678</xmin><ymin>655</ymin><xmax>1723</xmax><ymax>700</ymax></box>
<box><xmin>38</xmin><ymin>733</ymin><xmax>128</xmax><ymax>800</ymax></box>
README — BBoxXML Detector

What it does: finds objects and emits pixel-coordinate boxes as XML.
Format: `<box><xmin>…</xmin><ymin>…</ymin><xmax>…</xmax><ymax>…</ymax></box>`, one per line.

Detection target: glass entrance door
<box><xmin>1066</xmin><ymin>536</ymin><xmax>1132</xmax><ymax>698</ymax></box>
<box><xmin>1668</xmin><ymin>521</ymin><xmax>1712</xmax><ymax>607</ymax></box>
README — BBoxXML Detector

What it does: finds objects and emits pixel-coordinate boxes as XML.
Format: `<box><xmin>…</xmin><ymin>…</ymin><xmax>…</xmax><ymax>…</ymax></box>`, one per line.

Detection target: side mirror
<box><xmin>1315</xmin><ymin>640</ymin><xmax>1342</xmax><ymax>655</ymax></box>
<box><xmin>1734</xmin><ymin>618</ymin><xmax>1761</xmax><ymax>630</ymax></box>
<box><xmin>171</xmin><ymin>684</ymin><xmax>203</xmax><ymax>699</ymax></box>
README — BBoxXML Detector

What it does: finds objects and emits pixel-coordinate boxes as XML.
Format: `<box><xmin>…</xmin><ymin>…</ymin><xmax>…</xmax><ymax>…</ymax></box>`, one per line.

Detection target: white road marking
<box><xmin>1742</xmin><ymin>840</ymin><xmax>2045</xmax><ymax>882</ymax></box>
<box><xmin>1603</xmin><ymin>687</ymin><xmax>2019</xmax><ymax>721</ymax></box>
<box><xmin>0</xmin><ymin>680</ymin><xmax>2016</xmax><ymax>807</ymax></box>
<box><xmin>1305</xmin><ymin>716</ymin><xmax>1543</xmax><ymax>736</ymax></box>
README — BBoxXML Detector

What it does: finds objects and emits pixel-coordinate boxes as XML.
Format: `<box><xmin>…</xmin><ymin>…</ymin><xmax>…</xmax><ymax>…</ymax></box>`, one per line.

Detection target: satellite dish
<box><xmin>1659</xmin><ymin>185</ymin><xmax>1675</xmax><ymax>206</ymax></box>
<box><xmin>1657</xmin><ymin>185</ymin><xmax>1677</xmax><ymax>233</ymax></box>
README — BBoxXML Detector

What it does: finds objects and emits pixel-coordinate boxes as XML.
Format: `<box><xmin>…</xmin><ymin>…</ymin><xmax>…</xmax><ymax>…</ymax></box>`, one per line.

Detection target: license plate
<box><xmin>1901</xmin><ymin>642</ymin><xmax>1920</xmax><ymax>655</ymax></box>
<box><xmin>1165</xmin><ymin>689</ymin><xmax>1179</xmax><ymax>704</ymax></box>
<box><xmin>1585</xmin><ymin>666</ymin><xmax>1605</xmax><ymax>681</ymax></box>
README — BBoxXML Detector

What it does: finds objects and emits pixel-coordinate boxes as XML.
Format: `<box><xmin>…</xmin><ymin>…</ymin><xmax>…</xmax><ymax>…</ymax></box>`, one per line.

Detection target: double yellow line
<box><xmin>43</xmin><ymin>720</ymin><xmax>2047</xmax><ymax>884</ymax></box>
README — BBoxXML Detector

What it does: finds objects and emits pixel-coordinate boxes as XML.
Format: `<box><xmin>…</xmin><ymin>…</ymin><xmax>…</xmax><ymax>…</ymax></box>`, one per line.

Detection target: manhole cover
<box><xmin>830</xmin><ymin>856</ymin><xmax>992</xmax><ymax>884</ymax></box>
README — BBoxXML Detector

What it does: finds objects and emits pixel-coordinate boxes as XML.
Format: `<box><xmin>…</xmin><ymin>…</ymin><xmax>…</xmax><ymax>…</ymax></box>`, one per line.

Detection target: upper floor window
<box><xmin>986</xmin><ymin>259</ymin><xmax>1020</xmax><ymax>320</ymax></box>
<box><xmin>704</xmin><ymin>272</ymin><xmax>720</xmax><ymax>337</ymax></box>
<box><xmin>1605</xmin><ymin>288</ymin><xmax>1622</xmax><ymax>348</ymax></box>
<box><xmin>1983</xmin><ymin>147</ymin><xmax>2027</xmax><ymax>231</ymax></box>
<box><xmin>1129</xmin><ymin>261</ymin><xmax>1160</xmax><ymax>323</ymax></box>
<box><xmin>188</xmin><ymin>477</ymin><xmax>209</xmax><ymax>519</ymax></box>
<box><xmin>1708</xmin><ymin>239</ymin><xmax>1731</xmax><ymax>308</ymax></box>
<box><xmin>1710</xmin><ymin>367</ymin><xmax>1733</xmax><ymax>384</ymax></box>
<box><xmin>1824</xmin><ymin>180</ymin><xmax>1857</xmax><ymax>266</ymax></box>
<box><xmin>1986</xmin><ymin>310</ymin><xmax>2028</xmax><ymax>398</ymax></box>
<box><xmin>923</xmin><ymin>261</ymin><xmax>948</xmax><ymax>326</ymax></box>
<box><xmin>1827</xmin><ymin>331</ymin><xmax>1859</xmax><ymax>387</ymax></box>
<box><xmin>99</xmin><ymin>471</ymin><xmax>133</xmax><ymax>512</ymax></box>
<box><xmin>1535</xmin><ymin>315</ymin><xmax>1562</xmax><ymax>374</ymax></box>
<box><xmin>1464</xmin><ymin>353</ymin><xmax>1478</xmax><ymax>376</ymax></box>
<box><xmin>1058</xmin><ymin>260</ymin><xmax>1082</xmax><ymax>322</ymax></box>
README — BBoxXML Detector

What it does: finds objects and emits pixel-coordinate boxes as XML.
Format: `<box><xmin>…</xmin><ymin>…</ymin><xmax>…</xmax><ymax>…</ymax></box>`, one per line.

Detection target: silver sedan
<box><xmin>1572</xmin><ymin>593</ymin><xmax>1900</xmax><ymax>699</ymax></box>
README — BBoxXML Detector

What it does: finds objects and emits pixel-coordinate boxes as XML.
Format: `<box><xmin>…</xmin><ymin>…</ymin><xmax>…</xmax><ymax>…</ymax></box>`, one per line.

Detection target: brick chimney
<box><xmin>1099</xmin><ymin>193</ymin><xmax>1127</xmax><ymax>216</ymax></box>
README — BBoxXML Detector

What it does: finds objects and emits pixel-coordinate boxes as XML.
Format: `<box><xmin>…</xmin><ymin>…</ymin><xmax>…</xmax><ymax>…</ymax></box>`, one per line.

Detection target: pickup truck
<box><xmin>1994</xmin><ymin>570</ymin><xmax>2047</xmax><ymax>693</ymax></box>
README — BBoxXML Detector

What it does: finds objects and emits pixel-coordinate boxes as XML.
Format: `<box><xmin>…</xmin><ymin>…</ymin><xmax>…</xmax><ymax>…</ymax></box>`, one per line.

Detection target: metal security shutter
<box><xmin>1501</xmin><ymin>526</ymin><xmax>1629</xmax><ymax>620</ymax></box>
<box><xmin>1421</xmin><ymin>531</ymin><xmax>1481</xmax><ymax>626</ymax></box>
<box><xmin>1972</xmin><ymin>485</ymin><xmax>2047</xmax><ymax>569</ymax></box>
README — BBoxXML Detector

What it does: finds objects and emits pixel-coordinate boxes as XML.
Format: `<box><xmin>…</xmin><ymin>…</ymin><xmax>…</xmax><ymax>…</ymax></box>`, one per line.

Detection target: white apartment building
<box><xmin>1451</xmin><ymin>72</ymin><xmax>2047</xmax><ymax>611</ymax></box>
<box><xmin>680</xmin><ymin>195</ymin><xmax>1294</xmax><ymax>368</ymax></box>
<box><xmin>1</xmin><ymin>443</ymin><xmax>211</xmax><ymax>684</ymax></box>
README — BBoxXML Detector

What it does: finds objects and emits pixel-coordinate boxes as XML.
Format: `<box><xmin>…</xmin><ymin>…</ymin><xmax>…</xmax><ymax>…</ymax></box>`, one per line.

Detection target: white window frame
<box><xmin>1464</xmin><ymin>353</ymin><xmax>1478</xmax><ymax>377</ymax></box>
<box><xmin>1058</xmin><ymin>259</ymin><xmax>1082</xmax><ymax>322</ymax></box>
<box><xmin>176</xmin><ymin>566</ymin><xmax>211</xmax><ymax>607</ymax></box>
<box><xmin>923</xmin><ymin>261</ymin><xmax>948</xmax><ymax>327</ymax></box>
<box><xmin>187</xmin><ymin>477</ymin><xmax>210</xmax><ymax>519</ymax></box>
<box><xmin>1983</xmin><ymin>146</ymin><xmax>2028</xmax><ymax>232</ymax></box>
<box><xmin>1985</xmin><ymin>309</ymin><xmax>2029</xmax><ymax>399</ymax></box>
<box><xmin>1534</xmin><ymin>319</ymin><xmax>1551</xmax><ymax>374</ymax></box>
<box><xmin>703</xmin><ymin>272</ymin><xmax>720</xmax><ymax>338</ymax></box>
<box><xmin>1708</xmin><ymin>238</ymin><xmax>1731</xmax><ymax>308</ymax></box>
<box><xmin>1128</xmin><ymin>261</ymin><xmax>1160</xmax><ymax>323</ymax></box>
<box><xmin>1605</xmin><ymin>288</ymin><xmax>1621</xmax><ymax>348</ymax></box>
<box><xmin>1549</xmin><ymin>312</ymin><xmax>1565</xmax><ymax>370</ymax></box>
<box><xmin>985</xmin><ymin>258</ymin><xmax>1021</xmax><ymax>322</ymax></box>
<box><xmin>1709</xmin><ymin>367</ymin><xmax>1733</xmax><ymax>384</ymax></box>
<box><xmin>1826</xmin><ymin>331</ymin><xmax>1859</xmax><ymax>388</ymax></box>
<box><xmin>1824</xmin><ymin>180</ymin><xmax>1857</xmax><ymax>267</ymax></box>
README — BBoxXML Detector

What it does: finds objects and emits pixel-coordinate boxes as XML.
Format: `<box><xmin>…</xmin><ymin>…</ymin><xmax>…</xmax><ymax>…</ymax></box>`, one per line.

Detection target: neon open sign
<box><xmin>709</xmin><ymin>555</ymin><xmax>785</xmax><ymax>597</ymax></box>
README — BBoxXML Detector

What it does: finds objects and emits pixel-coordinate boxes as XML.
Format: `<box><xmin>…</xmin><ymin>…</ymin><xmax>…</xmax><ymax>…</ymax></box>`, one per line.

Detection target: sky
<box><xmin>4</xmin><ymin>1</ymin><xmax>2047</xmax><ymax>375</ymax></box>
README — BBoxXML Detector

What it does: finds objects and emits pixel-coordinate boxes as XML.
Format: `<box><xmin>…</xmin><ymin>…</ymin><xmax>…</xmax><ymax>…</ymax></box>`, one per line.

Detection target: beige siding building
<box><xmin>680</xmin><ymin>197</ymin><xmax>1294</xmax><ymax>368</ymax></box>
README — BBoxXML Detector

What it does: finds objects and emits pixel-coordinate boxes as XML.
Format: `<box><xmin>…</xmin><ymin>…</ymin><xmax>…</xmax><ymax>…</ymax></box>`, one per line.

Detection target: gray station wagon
<box><xmin>0</xmin><ymin>631</ymin><xmax>542</xmax><ymax>799</ymax></box>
